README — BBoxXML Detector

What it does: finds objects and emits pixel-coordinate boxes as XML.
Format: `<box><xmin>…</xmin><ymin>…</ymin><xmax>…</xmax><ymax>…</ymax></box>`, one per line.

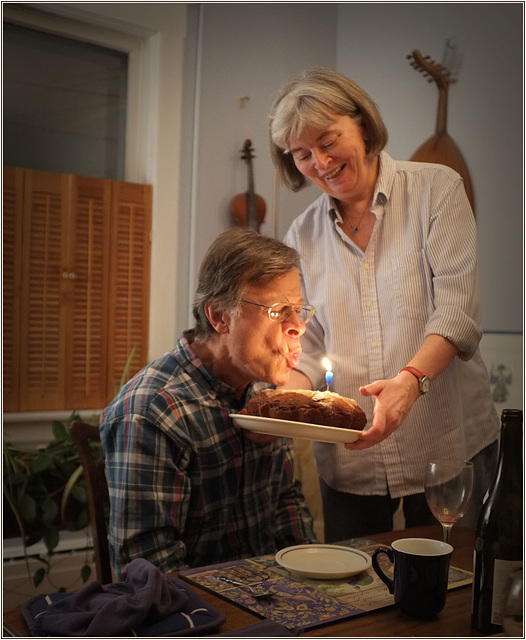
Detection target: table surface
<box><xmin>3</xmin><ymin>525</ymin><xmax>497</xmax><ymax>637</ymax></box>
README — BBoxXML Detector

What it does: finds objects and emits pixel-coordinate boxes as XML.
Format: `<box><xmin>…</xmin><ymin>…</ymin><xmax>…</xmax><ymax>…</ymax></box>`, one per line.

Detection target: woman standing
<box><xmin>269</xmin><ymin>67</ymin><xmax>499</xmax><ymax>541</ymax></box>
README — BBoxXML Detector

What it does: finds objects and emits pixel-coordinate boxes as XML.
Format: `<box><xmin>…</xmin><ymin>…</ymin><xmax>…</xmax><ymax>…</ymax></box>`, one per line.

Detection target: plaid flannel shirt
<box><xmin>100</xmin><ymin>331</ymin><xmax>316</xmax><ymax>579</ymax></box>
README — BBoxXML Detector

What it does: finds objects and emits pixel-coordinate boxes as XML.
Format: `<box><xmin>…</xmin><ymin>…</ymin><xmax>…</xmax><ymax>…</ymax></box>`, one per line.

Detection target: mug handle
<box><xmin>372</xmin><ymin>545</ymin><xmax>395</xmax><ymax>594</ymax></box>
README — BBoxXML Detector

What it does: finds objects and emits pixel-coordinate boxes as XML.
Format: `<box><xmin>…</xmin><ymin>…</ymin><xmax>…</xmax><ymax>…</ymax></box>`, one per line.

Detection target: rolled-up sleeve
<box><xmin>424</xmin><ymin>176</ymin><xmax>482</xmax><ymax>359</ymax></box>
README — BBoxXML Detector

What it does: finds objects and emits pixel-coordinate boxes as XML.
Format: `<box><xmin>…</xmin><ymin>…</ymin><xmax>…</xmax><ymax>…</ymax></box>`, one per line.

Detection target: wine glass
<box><xmin>424</xmin><ymin>458</ymin><xmax>474</xmax><ymax>543</ymax></box>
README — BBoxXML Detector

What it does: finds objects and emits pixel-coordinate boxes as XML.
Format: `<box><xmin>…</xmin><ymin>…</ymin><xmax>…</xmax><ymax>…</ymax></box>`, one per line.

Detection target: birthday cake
<box><xmin>245</xmin><ymin>389</ymin><xmax>367</xmax><ymax>430</ymax></box>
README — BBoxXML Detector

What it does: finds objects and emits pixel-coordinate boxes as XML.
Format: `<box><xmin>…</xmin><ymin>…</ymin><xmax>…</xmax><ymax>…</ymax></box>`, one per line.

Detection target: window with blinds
<box><xmin>3</xmin><ymin>22</ymin><xmax>127</xmax><ymax>180</ymax></box>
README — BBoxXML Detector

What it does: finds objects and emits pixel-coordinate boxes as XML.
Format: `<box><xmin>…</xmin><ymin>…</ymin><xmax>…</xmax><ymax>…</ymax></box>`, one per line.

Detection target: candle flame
<box><xmin>323</xmin><ymin>358</ymin><xmax>333</xmax><ymax>391</ymax></box>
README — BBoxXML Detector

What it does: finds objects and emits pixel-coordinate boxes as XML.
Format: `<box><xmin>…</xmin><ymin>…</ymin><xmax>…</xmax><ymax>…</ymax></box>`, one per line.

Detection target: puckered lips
<box><xmin>285</xmin><ymin>348</ymin><xmax>302</xmax><ymax>369</ymax></box>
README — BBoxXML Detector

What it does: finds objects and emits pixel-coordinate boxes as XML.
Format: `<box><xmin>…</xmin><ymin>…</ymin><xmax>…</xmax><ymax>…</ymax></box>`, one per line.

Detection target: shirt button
<box><xmin>367</xmin><ymin>301</ymin><xmax>373</xmax><ymax>308</ymax></box>
<box><xmin>371</xmin><ymin>341</ymin><xmax>377</xmax><ymax>348</ymax></box>
<box><xmin>363</xmin><ymin>263</ymin><xmax>370</xmax><ymax>270</ymax></box>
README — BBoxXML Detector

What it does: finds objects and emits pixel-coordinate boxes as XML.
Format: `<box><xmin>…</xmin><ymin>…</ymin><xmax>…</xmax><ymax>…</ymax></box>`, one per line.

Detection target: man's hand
<box><xmin>244</xmin><ymin>431</ymin><xmax>282</xmax><ymax>443</ymax></box>
<box><xmin>232</xmin><ymin>408</ymin><xmax>281</xmax><ymax>443</ymax></box>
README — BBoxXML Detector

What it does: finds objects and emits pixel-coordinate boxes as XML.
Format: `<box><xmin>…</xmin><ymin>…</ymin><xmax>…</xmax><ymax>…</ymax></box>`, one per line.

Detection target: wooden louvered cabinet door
<box><xmin>3</xmin><ymin>168</ymin><xmax>151</xmax><ymax>412</ymax></box>
<box><xmin>19</xmin><ymin>169</ymin><xmax>70</xmax><ymax>411</ymax></box>
<box><xmin>107</xmin><ymin>181</ymin><xmax>152</xmax><ymax>400</ymax></box>
<box><xmin>66</xmin><ymin>176</ymin><xmax>112</xmax><ymax>408</ymax></box>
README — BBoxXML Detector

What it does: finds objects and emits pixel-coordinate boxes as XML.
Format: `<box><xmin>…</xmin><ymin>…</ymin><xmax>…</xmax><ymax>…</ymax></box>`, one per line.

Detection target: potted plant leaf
<box><xmin>3</xmin><ymin>411</ymin><xmax>96</xmax><ymax>588</ymax></box>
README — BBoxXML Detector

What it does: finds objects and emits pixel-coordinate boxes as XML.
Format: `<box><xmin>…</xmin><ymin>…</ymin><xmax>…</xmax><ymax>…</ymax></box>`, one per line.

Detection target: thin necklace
<box><xmin>348</xmin><ymin>195</ymin><xmax>373</xmax><ymax>233</ymax></box>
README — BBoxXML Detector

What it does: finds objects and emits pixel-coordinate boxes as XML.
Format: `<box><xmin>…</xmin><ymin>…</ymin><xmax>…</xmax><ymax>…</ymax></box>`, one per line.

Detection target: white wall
<box><xmin>181</xmin><ymin>2</ymin><xmax>337</xmax><ymax>329</ymax></box>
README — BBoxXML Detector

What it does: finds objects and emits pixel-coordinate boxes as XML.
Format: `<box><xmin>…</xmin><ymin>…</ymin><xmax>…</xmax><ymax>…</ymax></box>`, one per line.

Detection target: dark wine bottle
<box><xmin>471</xmin><ymin>409</ymin><xmax>523</xmax><ymax>633</ymax></box>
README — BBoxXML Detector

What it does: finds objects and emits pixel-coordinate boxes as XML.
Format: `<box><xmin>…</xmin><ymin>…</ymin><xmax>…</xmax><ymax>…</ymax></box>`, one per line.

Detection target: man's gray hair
<box><xmin>193</xmin><ymin>228</ymin><xmax>300</xmax><ymax>341</ymax></box>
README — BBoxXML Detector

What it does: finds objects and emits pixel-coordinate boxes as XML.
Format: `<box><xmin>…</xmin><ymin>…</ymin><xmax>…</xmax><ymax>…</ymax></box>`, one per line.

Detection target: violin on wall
<box><xmin>230</xmin><ymin>139</ymin><xmax>266</xmax><ymax>232</ymax></box>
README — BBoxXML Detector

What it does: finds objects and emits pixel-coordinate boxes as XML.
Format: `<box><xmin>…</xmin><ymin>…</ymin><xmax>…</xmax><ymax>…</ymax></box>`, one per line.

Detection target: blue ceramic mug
<box><xmin>372</xmin><ymin>538</ymin><xmax>453</xmax><ymax>619</ymax></box>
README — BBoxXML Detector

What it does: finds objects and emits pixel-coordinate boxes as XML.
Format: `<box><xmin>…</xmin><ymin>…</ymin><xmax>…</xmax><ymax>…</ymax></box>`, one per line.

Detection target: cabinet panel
<box><xmin>67</xmin><ymin>176</ymin><xmax>112</xmax><ymax>408</ymax></box>
<box><xmin>107</xmin><ymin>182</ymin><xmax>152</xmax><ymax>399</ymax></box>
<box><xmin>19</xmin><ymin>170</ymin><xmax>70</xmax><ymax>411</ymax></box>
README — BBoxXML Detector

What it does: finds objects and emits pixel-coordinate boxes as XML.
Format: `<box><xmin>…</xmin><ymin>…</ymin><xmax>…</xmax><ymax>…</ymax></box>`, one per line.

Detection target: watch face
<box><xmin>420</xmin><ymin>376</ymin><xmax>431</xmax><ymax>394</ymax></box>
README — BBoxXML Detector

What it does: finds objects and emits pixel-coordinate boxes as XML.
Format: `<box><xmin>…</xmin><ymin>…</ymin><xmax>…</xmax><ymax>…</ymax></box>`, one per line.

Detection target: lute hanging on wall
<box><xmin>230</xmin><ymin>139</ymin><xmax>266</xmax><ymax>232</ymax></box>
<box><xmin>407</xmin><ymin>49</ymin><xmax>474</xmax><ymax>212</ymax></box>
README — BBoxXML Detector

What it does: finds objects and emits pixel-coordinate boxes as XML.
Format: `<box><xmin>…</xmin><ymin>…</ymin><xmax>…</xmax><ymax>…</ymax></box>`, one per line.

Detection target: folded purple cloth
<box><xmin>22</xmin><ymin>559</ymin><xmax>225</xmax><ymax>636</ymax></box>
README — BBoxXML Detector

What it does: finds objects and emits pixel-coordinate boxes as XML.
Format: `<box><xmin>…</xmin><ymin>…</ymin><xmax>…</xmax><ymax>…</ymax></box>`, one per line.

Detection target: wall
<box><xmin>180</xmin><ymin>2</ymin><xmax>337</xmax><ymax>329</ymax></box>
<box><xmin>3</xmin><ymin>531</ymin><xmax>97</xmax><ymax>611</ymax></box>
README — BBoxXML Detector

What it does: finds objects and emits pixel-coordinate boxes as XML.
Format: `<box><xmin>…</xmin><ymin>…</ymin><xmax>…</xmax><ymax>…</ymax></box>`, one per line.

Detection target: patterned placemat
<box><xmin>179</xmin><ymin>538</ymin><xmax>472</xmax><ymax>632</ymax></box>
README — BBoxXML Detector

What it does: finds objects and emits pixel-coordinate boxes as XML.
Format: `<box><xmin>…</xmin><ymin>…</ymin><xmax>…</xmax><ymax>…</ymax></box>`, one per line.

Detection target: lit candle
<box><xmin>322</xmin><ymin>358</ymin><xmax>333</xmax><ymax>391</ymax></box>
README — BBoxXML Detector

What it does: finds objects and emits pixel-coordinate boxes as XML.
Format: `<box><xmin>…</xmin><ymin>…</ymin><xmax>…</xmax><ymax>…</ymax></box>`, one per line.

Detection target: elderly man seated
<box><xmin>100</xmin><ymin>228</ymin><xmax>317</xmax><ymax>579</ymax></box>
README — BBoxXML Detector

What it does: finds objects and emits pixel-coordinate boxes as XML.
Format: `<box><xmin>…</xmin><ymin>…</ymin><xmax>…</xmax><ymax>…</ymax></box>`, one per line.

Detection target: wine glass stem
<box><xmin>443</xmin><ymin>525</ymin><xmax>452</xmax><ymax>544</ymax></box>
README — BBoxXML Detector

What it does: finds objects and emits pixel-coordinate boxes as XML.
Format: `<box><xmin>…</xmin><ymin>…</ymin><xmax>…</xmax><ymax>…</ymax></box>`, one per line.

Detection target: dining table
<box><xmin>2</xmin><ymin>525</ymin><xmax>507</xmax><ymax>637</ymax></box>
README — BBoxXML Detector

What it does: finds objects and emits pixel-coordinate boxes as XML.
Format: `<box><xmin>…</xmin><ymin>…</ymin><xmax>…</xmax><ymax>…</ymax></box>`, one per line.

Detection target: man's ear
<box><xmin>204</xmin><ymin>302</ymin><xmax>230</xmax><ymax>334</ymax></box>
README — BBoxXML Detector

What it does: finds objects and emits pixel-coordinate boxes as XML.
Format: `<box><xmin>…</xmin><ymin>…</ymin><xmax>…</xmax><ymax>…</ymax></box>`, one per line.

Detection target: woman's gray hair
<box><xmin>269</xmin><ymin>67</ymin><xmax>388</xmax><ymax>191</ymax></box>
<box><xmin>192</xmin><ymin>227</ymin><xmax>300</xmax><ymax>341</ymax></box>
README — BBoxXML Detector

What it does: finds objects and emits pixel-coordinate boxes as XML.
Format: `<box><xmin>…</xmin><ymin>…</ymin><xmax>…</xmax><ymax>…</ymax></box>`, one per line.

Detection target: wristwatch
<box><xmin>399</xmin><ymin>366</ymin><xmax>431</xmax><ymax>395</ymax></box>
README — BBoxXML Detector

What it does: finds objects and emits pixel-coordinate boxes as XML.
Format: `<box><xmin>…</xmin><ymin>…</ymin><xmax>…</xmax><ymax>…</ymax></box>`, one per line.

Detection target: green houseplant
<box><xmin>3</xmin><ymin>411</ymin><xmax>98</xmax><ymax>588</ymax></box>
<box><xmin>3</xmin><ymin>346</ymin><xmax>136</xmax><ymax>589</ymax></box>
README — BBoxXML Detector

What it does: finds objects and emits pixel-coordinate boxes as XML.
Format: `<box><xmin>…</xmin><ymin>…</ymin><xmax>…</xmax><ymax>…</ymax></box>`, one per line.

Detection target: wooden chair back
<box><xmin>70</xmin><ymin>420</ymin><xmax>113</xmax><ymax>585</ymax></box>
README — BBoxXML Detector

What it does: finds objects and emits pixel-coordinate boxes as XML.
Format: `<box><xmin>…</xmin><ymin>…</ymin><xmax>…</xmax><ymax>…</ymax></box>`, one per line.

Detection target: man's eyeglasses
<box><xmin>240</xmin><ymin>300</ymin><xmax>315</xmax><ymax>324</ymax></box>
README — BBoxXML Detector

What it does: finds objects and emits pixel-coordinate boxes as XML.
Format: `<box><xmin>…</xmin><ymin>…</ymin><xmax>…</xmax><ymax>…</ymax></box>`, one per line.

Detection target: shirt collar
<box><xmin>180</xmin><ymin>330</ymin><xmax>236</xmax><ymax>398</ymax></box>
<box><xmin>374</xmin><ymin>151</ymin><xmax>394</xmax><ymax>206</ymax></box>
<box><xmin>327</xmin><ymin>150</ymin><xmax>392</xmax><ymax>219</ymax></box>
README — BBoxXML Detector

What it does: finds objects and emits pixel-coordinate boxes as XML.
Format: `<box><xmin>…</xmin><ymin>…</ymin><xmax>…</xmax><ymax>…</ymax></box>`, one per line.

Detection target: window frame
<box><xmin>2</xmin><ymin>3</ymin><xmax>154</xmax><ymax>184</ymax></box>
